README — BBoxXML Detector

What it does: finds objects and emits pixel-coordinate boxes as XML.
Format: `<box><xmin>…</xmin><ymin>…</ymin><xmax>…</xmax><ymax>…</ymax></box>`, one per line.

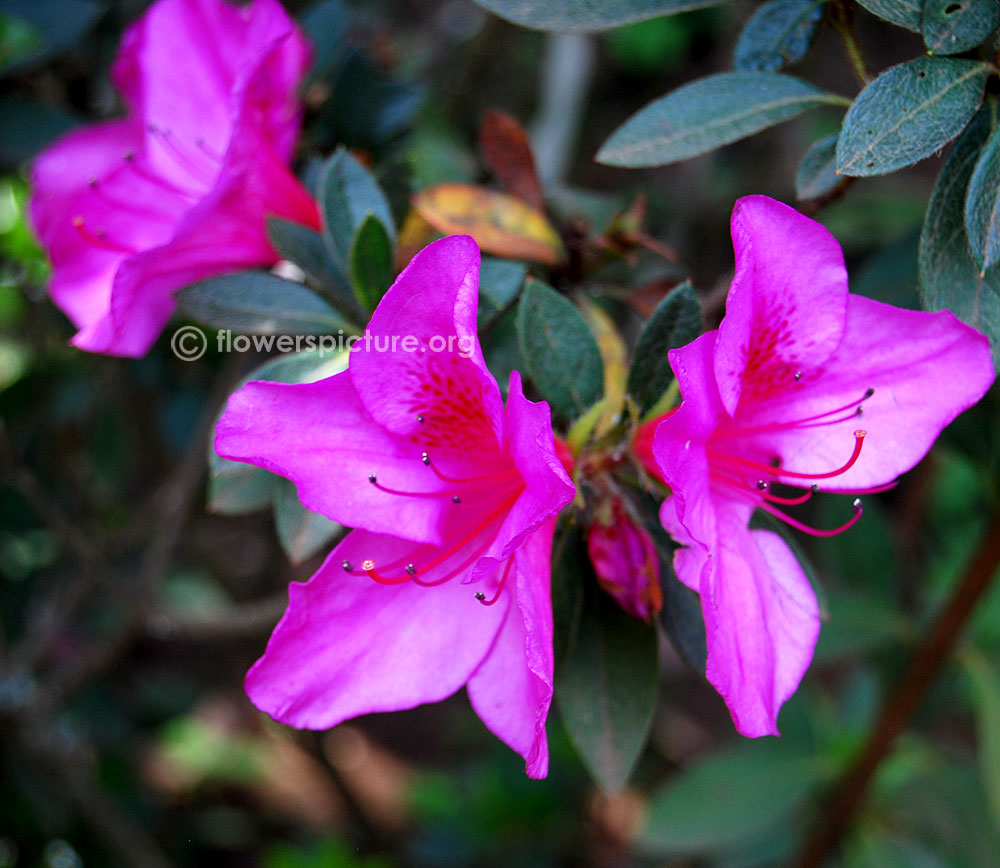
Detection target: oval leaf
<box><xmin>478</xmin><ymin>108</ymin><xmax>544</xmax><ymax>211</ymax></box>
<box><xmin>597</xmin><ymin>72</ymin><xmax>844</xmax><ymax>168</ymax></box>
<box><xmin>919</xmin><ymin>109</ymin><xmax>1000</xmax><ymax>368</ymax></box>
<box><xmin>177</xmin><ymin>272</ymin><xmax>350</xmax><ymax>335</ymax></box>
<box><xmin>471</xmin><ymin>0</ymin><xmax>729</xmax><ymax>32</ymax></box>
<box><xmin>516</xmin><ymin>279</ymin><xmax>604</xmax><ymax>420</ymax></box>
<box><xmin>965</xmin><ymin>123</ymin><xmax>1000</xmax><ymax>274</ymax></box>
<box><xmin>556</xmin><ymin>561</ymin><xmax>658</xmax><ymax>793</ymax></box>
<box><xmin>413</xmin><ymin>183</ymin><xmax>564</xmax><ymax>266</ymax></box>
<box><xmin>626</xmin><ymin>281</ymin><xmax>701</xmax><ymax>414</ymax></box>
<box><xmin>349</xmin><ymin>213</ymin><xmax>393</xmax><ymax>312</ymax></box>
<box><xmin>836</xmin><ymin>57</ymin><xmax>991</xmax><ymax>177</ymax></box>
<box><xmin>795</xmin><ymin>132</ymin><xmax>841</xmax><ymax>199</ymax></box>
<box><xmin>922</xmin><ymin>0</ymin><xmax>1000</xmax><ymax>56</ymax></box>
<box><xmin>733</xmin><ymin>0</ymin><xmax>827</xmax><ymax>73</ymax></box>
<box><xmin>855</xmin><ymin>0</ymin><xmax>921</xmax><ymax>30</ymax></box>
<box><xmin>320</xmin><ymin>149</ymin><xmax>396</xmax><ymax>273</ymax></box>
<box><xmin>274</xmin><ymin>478</ymin><xmax>342</xmax><ymax>565</ymax></box>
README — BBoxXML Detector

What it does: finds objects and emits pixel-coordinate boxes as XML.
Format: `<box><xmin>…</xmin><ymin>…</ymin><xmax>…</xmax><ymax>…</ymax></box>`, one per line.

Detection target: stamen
<box><xmin>794</xmin><ymin>371</ymin><xmax>802</xmax><ymax>381</ymax></box>
<box><xmin>360</xmin><ymin>559</ymin><xmax>412</xmax><ymax>585</ymax></box>
<box><xmin>717</xmin><ymin>388</ymin><xmax>875</xmax><ymax>439</ymax></box>
<box><xmin>123</xmin><ymin>151</ymin><xmax>200</xmax><ymax>198</ymax></box>
<box><xmin>147</xmin><ymin>124</ymin><xmax>217</xmax><ymax>185</ymax></box>
<box><xmin>478</xmin><ymin>557</ymin><xmax>514</xmax><ymax>606</ymax></box>
<box><xmin>758</xmin><ymin>497</ymin><xmax>863</xmax><ymax>538</ymax></box>
<box><xmin>85</xmin><ymin>176</ymin><xmax>174</xmax><ymax>222</ymax></box>
<box><xmin>342</xmin><ymin>560</ymin><xmax>353</xmax><ymax>571</ymax></box>
<box><xmin>72</xmin><ymin>216</ymin><xmax>137</xmax><ymax>254</ymax></box>
<box><xmin>710</xmin><ymin>430</ymin><xmax>866</xmax><ymax>482</ymax></box>
<box><xmin>367</xmin><ymin>472</ymin><xmax>464</xmax><ymax>502</ymax></box>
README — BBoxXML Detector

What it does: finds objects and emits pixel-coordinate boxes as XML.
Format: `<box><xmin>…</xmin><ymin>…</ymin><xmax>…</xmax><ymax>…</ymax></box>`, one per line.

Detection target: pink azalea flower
<box><xmin>586</xmin><ymin>496</ymin><xmax>662</xmax><ymax>621</ymax></box>
<box><xmin>30</xmin><ymin>0</ymin><xmax>320</xmax><ymax>357</ymax></box>
<box><xmin>651</xmin><ymin>196</ymin><xmax>995</xmax><ymax>737</ymax></box>
<box><xmin>215</xmin><ymin>236</ymin><xmax>576</xmax><ymax>778</ymax></box>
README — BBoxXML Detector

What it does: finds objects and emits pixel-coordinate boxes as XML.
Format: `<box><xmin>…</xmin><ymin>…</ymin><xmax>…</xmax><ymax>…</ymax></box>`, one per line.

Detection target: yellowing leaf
<box><xmin>413</xmin><ymin>183</ymin><xmax>564</xmax><ymax>265</ymax></box>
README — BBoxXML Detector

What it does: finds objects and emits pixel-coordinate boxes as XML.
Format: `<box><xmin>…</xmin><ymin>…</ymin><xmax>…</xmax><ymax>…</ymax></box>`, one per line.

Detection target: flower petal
<box><xmin>246</xmin><ymin>529</ymin><xmax>509</xmax><ymax>729</ymax></box>
<box><xmin>715</xmin><ymin>196</ymin><xmax>849</xmax><ymax>415</ymax></box>
<box><xmin>733</xmin><ymin>296</ymin><xmax>995</xmax><ymax>490</ymax></box>
<box><xmin>351</xmin><ymin>236</ymin><xmax>505</xmax><ymax>452</ymax></box>
<box><xmin>467</xmin><ymin>522</ymin><xmax>556</xmax><ymax>778</ymax></box>
<box><xmin>215</xmin><ymin>372</ymin><xmax>466</xmax><ymax>544</ymax></box>
<box><xmin>701</xmin><ymin>517</ymin><xmax>820</xmax><ymax>737</ymax></box>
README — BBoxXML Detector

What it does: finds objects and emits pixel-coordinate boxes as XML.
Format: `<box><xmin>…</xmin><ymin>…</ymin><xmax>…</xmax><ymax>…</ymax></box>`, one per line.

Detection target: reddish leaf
<box><xmin>478</xmin><ymin>108</ymin><xmax>545</xmax><ymax>211</ymax></box>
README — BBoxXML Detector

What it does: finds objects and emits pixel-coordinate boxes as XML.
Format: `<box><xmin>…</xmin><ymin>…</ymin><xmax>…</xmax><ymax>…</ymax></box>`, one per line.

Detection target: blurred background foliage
<box><xmin>1</xmin><ymin>1</ymin><xmax>1000</xmax><ymax>867</ymax></box>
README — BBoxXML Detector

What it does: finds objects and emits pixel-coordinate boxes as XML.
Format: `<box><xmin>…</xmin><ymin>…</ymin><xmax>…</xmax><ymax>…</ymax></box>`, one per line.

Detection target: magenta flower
<box><xmin>30</xmin><ymin>0</ymin><xmax>320</xmax><ymax>357</ymax></box>
<box><xmin>652</xmin><ymin>196</ymin><xmax>995</xmax><ymax>737</ymax></box>
<box><xmin>586</xmin><ymin>496</ymin><xmax>662</xmax><ymax>621</ymax></box>
<box><xmin>215</xmin><ymin>236</ymin><xmax>575</xmax><ymax>777</ymax></box>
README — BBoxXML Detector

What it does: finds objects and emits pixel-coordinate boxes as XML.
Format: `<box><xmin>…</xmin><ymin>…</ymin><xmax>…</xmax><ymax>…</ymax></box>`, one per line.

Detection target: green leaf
<box><xmin>922</xmin><ymin>0</ymin><xmax>1000</xmax><ymax>56</ymax></box>
<box><xmin>177</xmin><ymin>271</ymin><xmax>350</xmax><ymax>335</ymax></box>
<box><xmin>470</xmin><ymin>0</ymin><xmax>730</xmax><ymax>32</ymax></box>
<box><xmin>626</xmin><ymin>282</ymin><xmax>700</xmax><ymax>414</ymax></box>
<box><xmin>556</xmin><ymin>566</ymin><xmax>658</xmax><ymax>793</ymax></box>
<box><xmin>319</xmin><ymin>149</ymin><xmax>396</xmax><ymax>274</ymax></box>
<box><xmin>836</xmin><ymin>57</ymin><xmax>990</xmax><ymax>177</ymax></box>
<box><xmin>478</xmin><ymin>257</ymin><xmax>527</xmax><ymax>317</ymax></box>
<box><xmin>0</xmin><ymin>0</ymin><xmax>104</xmax><ymax>72</ymax></box>
<box><xmin>965</xmin><ymin>123</ymin><xmax>1000</xmax><ymax>274</ymax></box>
<box><xmin>207</xmin><ymin>456</ymin><xmax>280</xmax><ymax>516</ymax></box>
<box><xmin>300</xmin><ymin>0</ymin><xmax>349</xmax><ymax>85</ymax></box>
<box><xmin>273</xmin><ymin>479</ymin><xmax>342</xmax><ymax>565</ymax></box>
<box><xmin>855</xmin><ymin>0</ymin><xmax>921</xmax><ymax>31</ymax></box>
<box><xmin>0</xmin><ymin>97</ymin><xmax>79</xmax><ymax>166</ymax></box>
<box><xmin>919</xmin><ymin>109</ymin><xmax>1000</xmax><ymax>368</ymax></box>
<box><xmin>733</xmin><ymin>0</ymin><xmax>827</xmax><ymax>73</ymax></box>
<box><xmin>515</xmin><ymin>280</ymin><xmax>604</xmax><ymax>421</ymax></box>
<box><xmin>550</xmin><ymin>523</ymin><xmax>587</xmax><ymax>667</ymax></box>
<box><xmin>639</xmin><ymin>742</ymin><xmax>830</xmax><ymax>855</ymax></box>
<box><xmin>796</xmin><ymin>132</ymin><xmax>841</xmax><ymax>200</ymax></box>
<box><xmin>960</xmin><ymin>649</ymin><xmax>1000</xmax><ymax>828</ymax></box>
<box><xmin>597</xmin><ymin>72</ymin><xmax>844</xmax><ymax>168</ymax></box>
<box><xmin>349</xmin><ymin>214</ymin><xmax>393</xmax><ymax>312</ymax></box>
<box><xmin>267</xmin><ymin>217</ymin><xmax>363</xmax><ymax>323</ymax></box>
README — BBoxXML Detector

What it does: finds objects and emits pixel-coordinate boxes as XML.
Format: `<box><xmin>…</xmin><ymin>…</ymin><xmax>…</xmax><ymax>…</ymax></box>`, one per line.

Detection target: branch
<box><xmin>791</xmin><ymin>504</ymin><xmax>1000</xmax><ymax>868</ymax></box>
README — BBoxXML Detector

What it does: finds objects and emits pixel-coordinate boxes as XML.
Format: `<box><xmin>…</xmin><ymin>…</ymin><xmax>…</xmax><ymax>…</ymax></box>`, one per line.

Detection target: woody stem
<box><xmin>790</xmin><ymin>505</ymin><xmax>1000</xmax><ymax>868</ymax></box>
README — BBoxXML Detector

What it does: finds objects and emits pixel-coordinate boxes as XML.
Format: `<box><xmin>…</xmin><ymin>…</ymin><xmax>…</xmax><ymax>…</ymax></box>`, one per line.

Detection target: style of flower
<box><xmin>215</xmin><ymin>235</ymin><xmax>576</xmax><ymax>778</ymax></box>
<box><xmin>30</xmin><ymin>0</ymin><xmax>319</xmax><ymax>357</ymax></box>
<box><xmin>649</xmin><ymin>195</ymin><xmax>995</xmax><ymax>737</ymax></box>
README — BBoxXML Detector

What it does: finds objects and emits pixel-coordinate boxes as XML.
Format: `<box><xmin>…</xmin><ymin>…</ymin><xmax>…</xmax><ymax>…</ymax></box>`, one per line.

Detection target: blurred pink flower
<box><xmin>215</xmin><ymin>236</ymin><xmax>575</xmax><ymax>778</ymax></box>
<box><xmin>652</xmin><ymin>196</ymin><xmax>995</xmax><ymax>736</ymax></box>
<box><xmin>30</xmin><ymin>0</ymin><xmax>319</xmax><ymax>357</ymax></box>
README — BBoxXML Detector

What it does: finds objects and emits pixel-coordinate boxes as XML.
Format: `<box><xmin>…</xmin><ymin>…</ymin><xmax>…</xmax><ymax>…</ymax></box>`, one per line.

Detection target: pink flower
<box><xmin>30</xmin><ymin>0</ymin><xmax>320</xmax><ymax>357</ymax></box>
<box><xmin>586</xmin><ymin>496</ymin><xmax>662</xmax><ymax>621</ymax></box>
<box><xmin>215</xmin><ymin>236</ymin><xmax>576</xmax><ymax>778</ymax></box>
<box><xmin>652</xmin><ymin>196</ymin><xmax>995</xmax><ymax>736</ymax></box>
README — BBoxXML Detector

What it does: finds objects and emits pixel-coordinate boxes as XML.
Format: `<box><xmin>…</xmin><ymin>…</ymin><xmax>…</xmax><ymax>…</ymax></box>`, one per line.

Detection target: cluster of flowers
<box><xmin>31</xmin><ymin>0</ymin><xmax>995</xmax><ymax>777</ymax></box>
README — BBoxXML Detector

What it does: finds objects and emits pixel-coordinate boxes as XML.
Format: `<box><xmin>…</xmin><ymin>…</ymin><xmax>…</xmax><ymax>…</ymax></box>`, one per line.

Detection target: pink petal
<box><xmin>715</xmin><ymin>196</ymin><xmax>849</xmax><ymax>415</ymax></box>
<box><xmin>701</xmin><ymin>516</ymin><xmax>820</xmax><ymax>737</ymax></box>
<box><xmin>351</xmin><ymin>236</ymin><xmax>505</xmax><ymax>451</ymax></box>
<box><xmin>467</xmin><ymin>522</ymin><xmax>556</xmax><ymax>778</ymax></box>
<box><xmin>215</xmin><ymin>373</ymin><xmax>462</xmax><ymax>544</ymax></box>
<box><xmin>733</xmin><ymin>296</ymin><xmax>995</xmax><ymax>490</ymax></box>
<box><xmin>246</xmin><ymin>530</ymin><xmax>509</xmax><ymax>729</ymax></box>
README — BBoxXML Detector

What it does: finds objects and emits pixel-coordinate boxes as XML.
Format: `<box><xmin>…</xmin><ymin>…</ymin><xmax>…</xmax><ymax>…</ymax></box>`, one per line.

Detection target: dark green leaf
<box><xmin>245</xmin><ymin>346</ymin><xmax>351</xmax><ymax>385</ymax></box>
<box><xmin>471</xmin><ymin>0</ymin><xmax>730</xmax><ymax>32</ymax></box>
<box><xmin>640</xmin><ymin>742</ymin><xmax>829</xmax><ymax>855</ymax></box>
<box><xmin>349</xmin><ymin>214</ymin><xmax>393</xmax><ymax>312</ymax></box>
<box><xmin>922</xmin><ymin>0</ymin><xmax>1000</xmax><ymax>56</ymax></box>
<box><xmin>965</xmin><ymin>123</ymin><xmax>1000</xmax><ymax>274</ymax></box>
<box><xmin>836</xmin><ymin>58</ymin><xmax>990</xmax><ymax>177</ymax></box>
<box><xmin>267</xmin><ymin>217</ymin><xmax>363</xmax><ymax>323</ymax></box>
<box><xmin>0</xmin><ymin>0</ymin><xmax>104</xmax><ymax>72</ymax></box>
<box><xmin>319</xmin><ymin>149</ymin><xmax>396</xmax><ymax>275</ymax></box>
<box><xmin>626</xmin><ymin>281</ymin><xmax>701</xmax><ymax>414</ymax></box>
<box><xmin>481</xmin><ymin>305</ymin><xmax>524</xmax><ymax>399</ymax></box>
<box><xmin>733</xmin><ymin>0</ymin><xmax>827</xmax><ymax>73</ymax></box>
<box><xmin>796</xmin><ymin>132</ymin><xmax>841</xmax><ymax>200</ymax></box>
<box><xmin>597</xmin><ymin>72</ymin><xmax>844</xmax><ymax>167</ymax></box>
<box><xmin>478</xmin><ymin>257</ymin><xmax>527</xmax><ymax>315</ymax></box>
<box><xmin>0</xmin><ymin>97</ymin><xmax>79</xmax><ymax>167</ymax></box>
<box><xmin>207</xmin><ymin>457</ymin><xmax>279</xmax><ymax>515</ymax></box>
<box><xmin>177</xmin><ymin>272</ymin><xmax>350</xmax><ymax>335</ymax></box>
<box><xmin>273</xmin><ymin>479</ymin><xmax>342</xmax><ymax>565</ymax></box>
<box><xmin>0</xmin><ymin>13</ymin><xmax>44</xmax><ymax>73</ymax></box>
<box><xmin>300</xmin><ymin>0</ymin><xmax>349</xmax><ymax>84</ymax></box>
<box><xmin>855</xmin><ymin>0</ymin><xmax>921</xmax><ymax>30</ymax></box>
<box><xmin>556</xmin><ymin>564</ymin><xmax>658</xmax><ymax>792</ymax></box>
<box><xmin>919</xmin><ymin>110</ymin><xmax>1000</xmax><ymax>368</ymax></box>
<box><xmin>550</xmin><ymin>523</ymin><xmax>587</xmax><ymax>667</ymax></box>
<box><xmin>516</xmin><ymin>280</ymin><xmax>604</xmax><ymax>420</ymax></box>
